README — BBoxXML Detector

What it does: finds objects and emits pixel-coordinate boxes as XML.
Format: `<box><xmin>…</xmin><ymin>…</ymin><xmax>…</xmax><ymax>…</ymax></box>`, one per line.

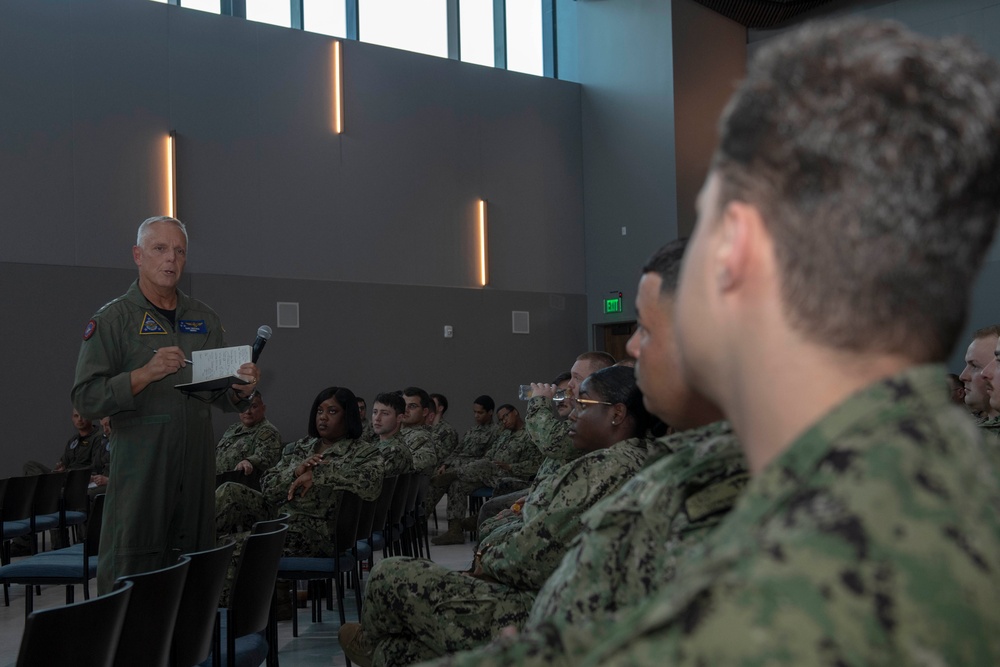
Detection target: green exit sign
<box><xmin>604</xmin><ymin>295</ymin><xmax>622</xmax><ymax>314</ymax></box>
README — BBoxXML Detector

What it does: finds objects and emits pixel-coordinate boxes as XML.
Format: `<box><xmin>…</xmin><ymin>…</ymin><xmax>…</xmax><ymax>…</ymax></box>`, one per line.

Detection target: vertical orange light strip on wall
<box><xmin>333</xmin><ymin>40</ymin><xmax>344</xmax><ymax>134</ymax></box>
<box><xmin>479</xmin><ymin>199</ymin><xmax>489</xmax><ymax>286</ymax></box>
<box><xmin>167</xmin><ymin>131</ymin><xmax>177</xmax><ymax>218</ymax></box>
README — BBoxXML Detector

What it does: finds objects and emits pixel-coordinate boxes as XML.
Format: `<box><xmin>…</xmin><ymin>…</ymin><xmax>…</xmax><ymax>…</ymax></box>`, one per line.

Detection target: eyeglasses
<box><xmin>572</xmin><ymin>397</ymin><xmax>616</xmax><ymax>413</ymax></box>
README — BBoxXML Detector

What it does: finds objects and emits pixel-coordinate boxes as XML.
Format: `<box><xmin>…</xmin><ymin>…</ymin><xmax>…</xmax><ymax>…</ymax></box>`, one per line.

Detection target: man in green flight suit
<box><xmin>72</xmin><ymin>215</ymin><xmax>260</xmax><ymax>594</ymax></box>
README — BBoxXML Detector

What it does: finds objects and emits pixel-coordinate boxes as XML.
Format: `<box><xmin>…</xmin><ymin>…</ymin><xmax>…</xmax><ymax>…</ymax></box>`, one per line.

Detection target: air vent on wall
<box><xmin>277</xmin><ymin>302</ymin><xmax>300</xmax><ymax>329</ymax></box>
<box><xmin>512</xmin><ymin>311</ymin><xmax>530</xmax><ymax>335</ymax></box>
<box><xmin>693</xmin><ymin>0</ymin><xmax>837</xmax><ymax>28</ymax></box>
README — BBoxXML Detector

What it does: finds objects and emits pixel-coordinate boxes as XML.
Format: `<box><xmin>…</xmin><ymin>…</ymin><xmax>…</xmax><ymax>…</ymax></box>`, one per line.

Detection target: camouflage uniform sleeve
<box><xmin>246</xmin><ymin>422</ymin><xmax>283</xmax><ymax>472</ymax></box>
<box><xmin>260</xmin><ymin>438</ymin><xmax>311</xmax><ymax>505</ymax></box>
<box><xmin>525</xmin><ymin>398</ymin><xmax>576</xmax><ymax>461</ymax></box>
<box><xmin>312</xmin><ymin>439</ymin><xmax>385</xmax><ymax>501</ymax></box>
<box><xmin>479</xmin><ymin>442</ymin><xmax>646</xmax><ymax>591</ymax></box>
<box><xmin>503</xmin><ymin>431</ymin><xmax>546</xmax><ymax>480</ymax></box>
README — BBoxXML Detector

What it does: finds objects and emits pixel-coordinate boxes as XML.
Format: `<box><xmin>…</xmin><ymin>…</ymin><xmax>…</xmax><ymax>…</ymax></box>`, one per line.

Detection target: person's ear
<box><xmin>715</xmin><ymin>200</ymin><xmax>764</xmax><ymax>292</ymax></box>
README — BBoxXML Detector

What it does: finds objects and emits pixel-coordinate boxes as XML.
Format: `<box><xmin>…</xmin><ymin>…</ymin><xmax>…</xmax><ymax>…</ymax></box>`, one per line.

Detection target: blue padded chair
<box><xmin>113</xmin><ymin>557</ymin><xmax>190</xmax><ymax>667</ymax></box>
<box><xmin>0</xmin><ymin>494</ymin><xmax>105</xmax><ymax>616</ymax></box>
<box><xmin>15</xmin><ymin>579</ymin><xmax>132</xmax><ymax>667</ymax></box>
<box><xmin>170</xmin><ymin>541</ymin><xmax>236</xmax><ymax>667</ymax></box>
<box><xmin>198</xmin><ymin>524</ymin><xmax>288</xmax><ymax>667</ymax></box>
<box><xmin>3</xmin><ymin>475</ymin><xmax>39</xmax><ymax>606</ymax></box>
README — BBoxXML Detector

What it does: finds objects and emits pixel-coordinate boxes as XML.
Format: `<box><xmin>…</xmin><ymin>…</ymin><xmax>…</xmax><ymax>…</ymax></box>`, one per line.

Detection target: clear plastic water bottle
<box><xmin>518</xmin><ymin>385</ymin><xmax>568</xmax><ymax>401</ymax></box>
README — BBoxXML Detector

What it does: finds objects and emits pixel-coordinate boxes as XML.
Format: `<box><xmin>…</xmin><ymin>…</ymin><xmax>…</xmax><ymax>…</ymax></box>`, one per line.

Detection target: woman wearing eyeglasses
<box><xmin>340</xmin><ymin>365</ymin><xmax>656</xmax><ymax>667</ymax></box>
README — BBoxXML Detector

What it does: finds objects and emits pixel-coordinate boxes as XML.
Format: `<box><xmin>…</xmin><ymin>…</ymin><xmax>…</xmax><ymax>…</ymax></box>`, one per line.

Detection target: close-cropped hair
<box><xmin>576</xmin><ymin>351</ymin><xmax>616</xmax><ymax>370</ymax></box>
<box><xmin>973</xmin><ymin>325</ymin><xmax>1000</xmax><ymax>340</ymax></box>
<box><xmin>402</xmin><ymin>387</ymin><xmax>433</xmax><ymax>410</ymax></box>
<box><xmin>712</xmin><ymin>18</ymin><xmax>1000</xmax><ymax>362</ymax></box>
<box><xmin>551</xmin><ymin>371</ymin><xmax>572</xmax><ymax>385</ymax></box>
<box><xmin>308</xmin><ymin>386</ymin><xmax>363</xmax><ymax>440</ymax></box>
<box><xmin>497</xmin><ymin>404</ymin><xmax>516</xmax><ymax>415</ymax></box>
<box><xmin>642</xmin><ymin>239</ymin><xmax>688</xmax><ymax>297</ymax></box>
<box><xmin>430</xmin><ymin>393</ymin><xmax>449</xmax><ymax>414</ymax></box>
<box><xmin>582</xmin><ymin>365</ymin><xmax>653</xmax><ymax>437</ymax></box>
<box><xmin>474</xmin><ymin>395</ymin><xmax>495</xmax><ymax>413</ymax></box>
<box><xmin>374</xmin><ymin>392</ymin><xmax>406</xmax><ymax>415</ymax></box>
<box><xmin>136</xmin><ymin>216</ymin><xmax>188</xmax><ymax>247</ymax></box>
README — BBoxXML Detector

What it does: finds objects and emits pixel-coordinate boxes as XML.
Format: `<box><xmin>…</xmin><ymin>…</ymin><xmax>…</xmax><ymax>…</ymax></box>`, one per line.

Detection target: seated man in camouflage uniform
<box><xmin>371</xmin><ymin>391</ymin><xmax>416</xmax><ymax>476</ymax></box>
<box><xmin>429</xmin><ymin>393</ymin><xmax>460</xmax><ymax>463</ymax></box>
<box><xmin>432</xmin><ymin>404</ymin><xmax>544</xmax><ymax>545</ymax></box>
<box><xmin>215</xmin><ymin>391</ymin><xmax>283</xmax><ymax>491</ymax></box>
<box><xmin>340</xmin><ymin>365</ymin><xmax>655</xmax><ymax>666</ymax></box>
<box><xmin>427</xmin><ymin>19</ymin><xmax>1000</xmax><ymax>667</ymax></box>
<box><xmin>425</xmin><ymin>395</ymin><xmax>498</xmax><ymax>516</ymax></box>
<box><xmin>400</xmin><ymin>387</ymin><xmax>439</xmax><ymax>475</ymax></box>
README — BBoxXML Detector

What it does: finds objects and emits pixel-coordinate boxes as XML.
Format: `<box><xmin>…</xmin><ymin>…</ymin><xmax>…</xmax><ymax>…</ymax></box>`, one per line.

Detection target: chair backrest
<box><xmin>332</xmin><ymin>491</ymin><xmax>364</xmax><ymax>555</ymax></box>
<box><xmin>63</xmin><ymin>467</ymin><xmax>93</xmax><ymax>514</ymax></box>
<box><xmin>16</xmin><ymin>580</ymin><xmax>133</xmax><ymax>667</ymax></box>
<box><xmin>414</xmin><ymin>474</ymin><xmax>431</xmax><ymax>514</ymax></box>
<box><xmin>403</xmin><ymin>473</ymin><xmax>421</xmax><ymax>514</ymax></box>
<box><xmin>251</xmin><ymin>512</ymin><xmax>291</xmax><ymax>535</ymax></box>
<box><xmin>3</xmin><ymin>476</ymin><xmax>38</xmax><ymax>523</ymax></box>
<box><xmin>170</xmin><ymin>541</ymin><xmax>237</xmax><ymax>667</ymax></box>
<box><xmin>113</xmin><ymin>557</ymin><xmax>190</xmax><ymax>667</ymax></box>
<box><xmin>368</xmin><ymin>476</ymin><xmax>398</xmax><ymax>538</ymax></box>
<box><xmin>385</xmin><ymin>473</ymin><xmax>412</xmax><ymax>529</ymax></box>
<box><xmin>355</xmin><ymin>477</ymin><xmax>393</xmax><ymax>545</ymax></box>
<box><xmin>229</xmin><ymin>525</ymin><xmax>288</xmax><ymax>639</ymax></box>
<box><xmin>32</xmin><ymin>471</ymin><xmax>68</xmax><ymax>516</ymax></box>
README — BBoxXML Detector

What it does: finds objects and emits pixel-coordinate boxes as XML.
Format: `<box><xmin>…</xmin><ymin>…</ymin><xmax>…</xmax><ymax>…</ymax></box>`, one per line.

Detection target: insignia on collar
<box><xmin>178</xmin><ymin>319</ymin><xmax>208</xmax><ymax>334</ymax></box>
<box><xmin>139</xmin><ymin>312</ymin><xmax>168</xmax><ymax>335</ymax></box>
<box><xmin>83</xmin><ymin>319</ymin><xmax>97</xmax><ymax>341</ymax></box>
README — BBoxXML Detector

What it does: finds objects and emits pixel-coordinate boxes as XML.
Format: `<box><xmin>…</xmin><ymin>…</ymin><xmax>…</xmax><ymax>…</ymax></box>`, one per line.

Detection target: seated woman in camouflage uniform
<box><xmin>215</xmin><ymin>385</ymin><xmax>385</xmax><ymax>557</ymax></box>
<box><xmin>339</xmin><ymin>366</ymin><xmax>654</xmax><ymax>667</ymax></box>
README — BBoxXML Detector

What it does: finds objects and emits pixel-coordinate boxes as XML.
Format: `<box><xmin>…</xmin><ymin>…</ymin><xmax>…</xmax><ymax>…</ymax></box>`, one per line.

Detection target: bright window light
<box><xmin>180</xmin><ymin>0</ymin><xmax>221</xmax><ymax>14</ymax></box>
<box><xmin>460</xmin><ymin>0</ymin><xmax>494</xmax><ymax>67</ymax></box>
<box><xmin>506</xmin><ymin>0</ymin><xmax>543</xmax><ymax>76</ymax></box>
<box><xmin>359</xmin><ymin>0</ymin><xmax>448</xmax><ymax>59</ymax></box>
<box><xmin>247</xmin><ymin>0</ymin><xmax>291</xmax><ymax>27</ymax></box>
<box><xmin>304</xmin><ymin>0</ymin><xmax>347</xmax><ymax>37</ymax></box>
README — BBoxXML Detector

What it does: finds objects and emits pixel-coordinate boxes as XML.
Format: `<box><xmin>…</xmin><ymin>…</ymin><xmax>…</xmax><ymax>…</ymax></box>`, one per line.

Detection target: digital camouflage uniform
<box><xmin>403</xmin><ymin>425</ymin><xmax>439</xmax><ymax>475</ymax></box>
<box><xmin>426</xmin><ymin>424</ymin><xmax>498</xmax><ymax>513</ymax></box>
<box><xmin>443</xmin><ymin>428</ymin><xmax>543</xmax><ymax>521</ymax></box>
<box><xmin>525</xmin><ymin>396</ymin><xmax>582</xmax><ymax>484</ymax></box>
<box><xmin>214</xmin><ymin>417</ymin><xmax>283</xmax><ymax>489</ymax></box>
<box><xmin>432</xmin><ymin>419</ymin><xmax>460</xmax><ymax>464</ymax></box>
<box><xmin>216</xmin><ymin>435</ymin><xmax>385</xmax><ymax>557</ymax></box>
<box><xmin>977</xmin><ymin>415</ymin><xmax>1000</xmax><ymax>469</ymax></box>
<box><xmin>363</xmin><ymin>436</ymin><xmax>650</xmax><ymax>666</ymax></box>
<box><xmin>361</xmin><ymin>420</ymin><xmax>377</xmax><ymax>444</ymax></box>
<box><xmin>376</xmin><ymin>432</ymin><xmax>416</xmax><ymax>477</ymax></box>
<box><xmin>530</xmin><ymin>421</ymin><xmax>746</xmax><ymax>626</ymax></box>
<box><xmin>72</xmin><ymin>280</ymin><xmax>246</xmax><ymax>594</ymax></box>
<box><xmin>420</xmin><ymin>365</ymin><xmax>1000</xmax><ymax>667</ymax></box>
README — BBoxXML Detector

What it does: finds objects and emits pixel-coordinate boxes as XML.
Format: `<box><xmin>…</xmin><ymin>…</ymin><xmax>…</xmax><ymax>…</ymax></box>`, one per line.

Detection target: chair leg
<box><xmin>291</xmin><ymin>581</ymin><xmax>299</xmax><ymax>638</ymax></box>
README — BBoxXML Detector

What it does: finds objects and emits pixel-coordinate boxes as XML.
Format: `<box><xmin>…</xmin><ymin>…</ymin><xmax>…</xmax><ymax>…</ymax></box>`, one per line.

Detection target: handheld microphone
<box><xmin>252</xmin><ymin>325</ymin><xmax>272</xmax><ymax>364</ymax></box>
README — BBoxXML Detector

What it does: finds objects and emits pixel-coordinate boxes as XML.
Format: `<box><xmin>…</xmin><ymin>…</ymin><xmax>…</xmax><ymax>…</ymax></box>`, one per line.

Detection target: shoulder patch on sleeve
<box><xmin>83</xmin><ymin>319</ymin><xmax>97</xmax><ymax>341</ymax></box>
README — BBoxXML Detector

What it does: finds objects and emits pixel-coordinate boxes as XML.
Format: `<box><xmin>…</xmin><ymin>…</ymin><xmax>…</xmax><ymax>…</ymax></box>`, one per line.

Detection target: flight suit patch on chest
<box><xmin>139</xmin><ymin>312</ymin><xmax>168</xmax><ymax>335</ymax></box>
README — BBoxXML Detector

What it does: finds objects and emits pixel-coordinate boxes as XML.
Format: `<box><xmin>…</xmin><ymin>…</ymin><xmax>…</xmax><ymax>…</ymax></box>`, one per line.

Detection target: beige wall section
<box><xmin>671</xmin><ymin>0</ymin><xmax>747</xmax><ymax>238</ymax></box>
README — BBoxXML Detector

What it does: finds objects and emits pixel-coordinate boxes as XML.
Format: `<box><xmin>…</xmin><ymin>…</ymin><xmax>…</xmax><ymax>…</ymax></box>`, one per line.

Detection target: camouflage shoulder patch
<box><xmin>684</xmin><ymin>472</ymin><xmax>750</xmax><ymax>522</ymax></box>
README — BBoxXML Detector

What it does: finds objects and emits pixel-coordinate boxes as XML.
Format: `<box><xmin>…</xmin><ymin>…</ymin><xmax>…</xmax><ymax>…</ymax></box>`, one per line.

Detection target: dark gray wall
<box><xmin>573</xmin><ymin>0</ymin><xmax>679</xmax><ymax>330</ymax></box>
<box><xmin>0</xmin><ymin>0</ymin><xmax>587</xmax><ymax>476</ymax></box>
<box><xmin>748</xmin><ymin>0</ymin><xmax>1000</xmax><ymax>372</ymax></box>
